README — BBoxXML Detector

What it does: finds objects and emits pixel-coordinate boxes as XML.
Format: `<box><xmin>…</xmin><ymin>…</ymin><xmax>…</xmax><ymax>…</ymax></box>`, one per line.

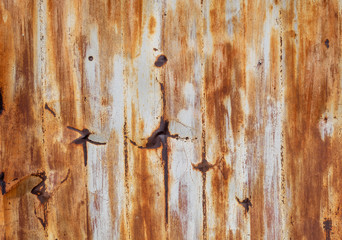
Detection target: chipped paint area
<box><xmin>0</xmin><ymin>0</ymin><xmax>342</xmax><ymax>239</ymax></box>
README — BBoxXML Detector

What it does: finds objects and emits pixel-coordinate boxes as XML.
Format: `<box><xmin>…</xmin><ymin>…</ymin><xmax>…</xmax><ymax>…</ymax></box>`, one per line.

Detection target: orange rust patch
<box><xmin>149</xmin><ymin>16</ymin><xmax>156</xmax><ymax>35</ymax></box>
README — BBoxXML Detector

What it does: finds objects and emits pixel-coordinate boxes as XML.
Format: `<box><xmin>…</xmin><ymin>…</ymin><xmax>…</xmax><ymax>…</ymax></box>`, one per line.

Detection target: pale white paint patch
<box><xmin>85</xmin><ymin>25</ymin><xmax>113</xmax><ymax>239</ymax></box>
<box><xmin>175</xmin><ymin>82</ymin><xmax>197</xmax><ymax>138</ymax></box>
<box><xmin>88</xmin><ymin>144</ymin><xmax>112</xmax><ymax>240</ymax></box>
<box><xmin>109</xmin><ymin>55</ymin><xmax>125</xmax><ymax>133</ymax></box>
<box><xmin>169</xmin><ymin>140</ymin><xmax>202</xmax><ymax>240</ymax></box>
<box><xmin>319</xmin><ymin>112</ymin><xmax>335</xmax><ymax>141</ymax></box>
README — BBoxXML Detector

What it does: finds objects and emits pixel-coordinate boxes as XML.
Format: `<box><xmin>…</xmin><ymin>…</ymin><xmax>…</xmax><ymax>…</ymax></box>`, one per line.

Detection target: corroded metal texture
<box><xmin>0</xmin><ymin>0</ymin><xmax>341</xmax><ymax>239</ymax></box>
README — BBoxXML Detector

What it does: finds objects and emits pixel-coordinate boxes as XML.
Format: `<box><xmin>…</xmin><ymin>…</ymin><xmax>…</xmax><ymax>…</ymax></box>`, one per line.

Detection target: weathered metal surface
<box><xmin>0</xmin><ymin>0</ymin><xmax>341</xmax><ymax>239</ymax></box>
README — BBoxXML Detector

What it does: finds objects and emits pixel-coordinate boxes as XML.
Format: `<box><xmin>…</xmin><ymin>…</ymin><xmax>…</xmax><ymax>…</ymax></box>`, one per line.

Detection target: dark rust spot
<box><xmin>88</xmin><ymin>56</ymin><xmax>94</xmax><ymax>61</ymax></box>
<box><xmin>67</xmin><ymin>126</ymin><xmax>106</xmax><ymax>166</ymax></box>
<box><xmin>31</xmin><ymin>171</ymin><xmax>50</xmax><ymax>204</ymax></box>
<box><xmin>154</xmin><ymin>55</ymin><xmax>168</xmax><ymax>67</ymax></box>
<box><xmin>44</xmin><ymin>103</ymin><xmax>56</xmax><ymax>117</ymax></box>
<box><xmin>0</xmin><ymin>89</ymin><xmax>3</xmax><ymax>115</ymax></box>
<box><xmin>37</xmin><ymin>217</ymin><xmax>47</xmax><ymax>229</ymax></box>
<box><xmin>236</xmin><ymin>197</ymin><xmax>252</xmax><ymax>213</ymax></box>
<box><xmin>192</xmin><ymin>159</ymin><xmax>215</xmax><ymax>174</ymax></box>
<box><xmin>153</xmin><ymin>48</ymin><xmax>158</xmax><ymax>51</ymax></box>
<box><xmin>0</xmin><ymin>172</ymin><xmax>6</xmax><ymax>195</ymax></box>
<box><xmin>325</xmin><ymin>39</ymin><xmax>329</xmax><ymax>48</ymax></box>
<box><xmin>323</xmin><ymin>219</ymin><xmax>332</xmax><ymax>240</ymax></box>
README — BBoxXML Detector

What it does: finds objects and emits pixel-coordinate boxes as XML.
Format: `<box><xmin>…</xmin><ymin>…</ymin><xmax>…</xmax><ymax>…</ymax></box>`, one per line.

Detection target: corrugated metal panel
<box><xmin>0</xmin><ymin>0</ymin><xmax>341</xmax><ymax>239</ymax></box>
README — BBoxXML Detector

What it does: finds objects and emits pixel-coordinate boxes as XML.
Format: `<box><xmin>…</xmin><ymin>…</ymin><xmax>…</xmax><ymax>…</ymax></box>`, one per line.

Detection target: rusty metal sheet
<box><xmin>0</xmin><ymin>0</ymin><xmax>341</xmax><ymax>239</ymax></box>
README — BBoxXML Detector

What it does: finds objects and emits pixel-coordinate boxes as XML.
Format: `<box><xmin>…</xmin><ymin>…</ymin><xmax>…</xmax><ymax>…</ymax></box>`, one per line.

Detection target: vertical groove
<box><xmin>200</xmin><ymin>1</ymin><xmax>207</xmax><ymax>239</ymax></box>
<box><xmin>202</xmin><ymin>173</ymin><xmax>207</xmax><ymax>240</ymax></box>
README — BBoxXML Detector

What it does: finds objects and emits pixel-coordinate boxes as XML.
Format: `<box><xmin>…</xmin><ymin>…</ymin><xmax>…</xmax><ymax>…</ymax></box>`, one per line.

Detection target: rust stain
<box><xmin>149</xmin><ymin>16</ymin><xmax>156</xmax><ymax>35</ymax></box>
<box><xmin>1</xmin><ymin>0</ymin><xmax>342</xmax><ymax>239</ymax></box>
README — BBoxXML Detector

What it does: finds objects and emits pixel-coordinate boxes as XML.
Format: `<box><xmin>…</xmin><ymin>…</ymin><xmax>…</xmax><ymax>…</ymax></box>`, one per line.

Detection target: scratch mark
<box><xmin>60</xmin><ymin>169</ymin><xmax>70</xmax><ymax>184</ymax></box>
<box><xmin>44</xmin><ymin>103</ymin><xmax>56</xmax><ymax>117</ymax></box>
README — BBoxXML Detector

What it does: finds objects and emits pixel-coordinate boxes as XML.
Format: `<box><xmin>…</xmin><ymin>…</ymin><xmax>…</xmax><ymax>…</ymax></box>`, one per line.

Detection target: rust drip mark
<box><xmin>325</xmin><ymin>39</ymin><xmax>329</xmax><ymax>49</ymax></box>
<box><xmin>88</xmin><ymin>56</ymin><xmax>94</xmax><ymax>61</ymax></box>
<box><xmin>0</xmin><ymin>89</ymin><xmax>3</xmax><ymax>115</ymax></box>
<box><xmin>236</xmin><ymin>197</ymin><xmax>252</xmax><ymax>213</ymax></box>
<box><xmin>60</xmin><ymin>169</ymin><xmax>70</xmax><ymax>184</ymax></box>
<box><xmin>323</xmin><ymin>218</ymin><xmax>332</xmax><ymax>240</ymax></box>
<box><xmin>0</xmin><ymin>172</ymin><xmax>6</xmax><ymax>195</ymax></box>
<box><xmin>44</xmin><ymin>103</ymin><xmax>56</xmax><ymax>117</ymax></box>
<box><xmin>67</xmin><ymin>126</ymin><xmax>106</xmax><ymax>166</ymax></box>
<box><xmin>129</xmin><ymin>117</ymin><xmax>193</xmax><ymax>226</ymax></box>
<box><xmin>154</xmin><ymin>55</ymin><xmax>168</xmax><ymax>67</ymax></box>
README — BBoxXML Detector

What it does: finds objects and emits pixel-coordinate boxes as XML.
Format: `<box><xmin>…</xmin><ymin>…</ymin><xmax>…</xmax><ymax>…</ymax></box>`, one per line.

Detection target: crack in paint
<box><xmin>67</xmin><ymin>126</ymin><xmax>107</xmax><ymax>166</ymax></box>
<box><xmin>60</xmin><ymin>169</ymin><xmax>70</xmax><ymax>184</ymax></box>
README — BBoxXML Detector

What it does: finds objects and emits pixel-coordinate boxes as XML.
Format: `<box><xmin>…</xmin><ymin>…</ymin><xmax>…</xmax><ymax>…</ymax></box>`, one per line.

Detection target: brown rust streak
<box><xmin>122</xmin><ymin>0</ymin><xmax>143</xmax><ymax>58</ymax></box>
<box><xmin>283</xmin><ymin>1</ymin><xmax>340</xmax><ymax>239</ymax></box>
<box><xmin>162</xmin><ymin>1</ymin><xmax>203</xmax><ymax>237</ymax></box>
<box><xmin>0</xmin><ymin>1</ymin><xmax>46</xmax><ymax>238</ymax></box>
<box><xmin>149</xmin><ymin>16</ymin><xmax>156</xmax><ymax>35</ymax></box>
<box><xmin>0</xmin><ymin>1</ymin><xmax>14</xmax><ymax>116</ymax></box>
<box><xmin>130</xmin><ymin>146</ymin><xmax>160</xmax><ymax>239</ymax></box>
<box><xmin>206</xmin><ymin>0</ymin><xmax>246</xmax><ymax>236</ymax></box>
